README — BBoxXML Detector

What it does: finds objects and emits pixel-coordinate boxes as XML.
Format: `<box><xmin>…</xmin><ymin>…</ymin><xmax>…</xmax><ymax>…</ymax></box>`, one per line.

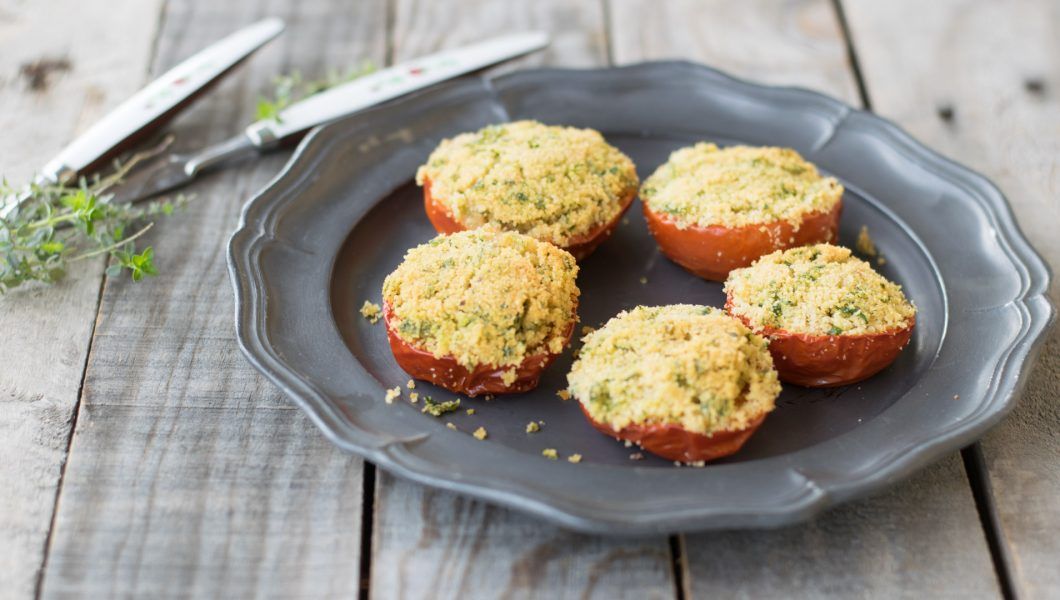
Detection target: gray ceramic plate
<box><xmin>228</xmin><ymin>62</ymin><xmax>1054</xmax><ymax>534</ymax></box>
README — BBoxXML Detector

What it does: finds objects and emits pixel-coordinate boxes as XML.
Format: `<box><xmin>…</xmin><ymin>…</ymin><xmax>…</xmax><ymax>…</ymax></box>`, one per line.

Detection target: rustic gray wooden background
<box><xmin>0</xmin><ymin>0</ymin><xmax>1056</xmax><ymax>598</ymax></box>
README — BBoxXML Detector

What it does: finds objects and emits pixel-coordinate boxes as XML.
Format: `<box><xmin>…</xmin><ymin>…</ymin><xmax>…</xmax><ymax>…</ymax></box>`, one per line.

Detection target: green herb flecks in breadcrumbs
<box><xmin>640</xmin><ymin>143</ymin><xmax>842</xmax><ymax>229</ymax></box>
<box><xmin>416</xmin><ymin>120</ymin><xmax>638</xmax><ymax>246</ymax></box>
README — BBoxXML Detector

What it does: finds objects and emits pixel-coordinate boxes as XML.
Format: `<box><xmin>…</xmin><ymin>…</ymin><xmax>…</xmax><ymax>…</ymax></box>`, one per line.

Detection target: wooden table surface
<box><xmin>1</xmin><ymin>0</ymin><xmax>1056</xmax><ymax>598</ymax></box>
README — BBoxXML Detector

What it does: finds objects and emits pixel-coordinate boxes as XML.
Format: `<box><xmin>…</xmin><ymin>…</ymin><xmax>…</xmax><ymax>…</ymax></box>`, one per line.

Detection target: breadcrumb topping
<box><xmin>641</xmin><ymin>143</ymin><xmax>842</xmax><ymax>229</ymax></box>
<box><xmin>416</xmin><ymin>120</ymin><xmax>638</xmax><ymax>246</ymax></box>
<box><xmin>360</xmin><ymin>301</ymin><xmax>382</xmax><ymax>324</ymax></box>
<box><xmin>383</xmin><ymin>230</ymin><xmax>579</xmax><ymax>368</ymax></box>
<box><xmin>568</xmin><ymin>305</ymin><xmax>779</xmax><ymax>435</ymax></box>
<box><xmin>725</xmin><ymin>244</ymin><xmax>916</xmax><ymax>335</ymax></box>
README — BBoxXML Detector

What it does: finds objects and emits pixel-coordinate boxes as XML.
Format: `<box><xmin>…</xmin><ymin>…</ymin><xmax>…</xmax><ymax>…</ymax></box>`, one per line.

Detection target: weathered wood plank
<box><xmin>391</xmin><ymin>0</ymin><xmax>608</xmax><ymax>70</ymax></box>
<box><xmin>368</xmin><ymin>2</ymin><xmax>676</xmax><ymax>598</ymax></box>
<box><xmin>844</xmin><ymin>1</ymin><xmax>1060</xmax><ymax>597</ymax></box>
<box><xmin>609</xmin><ymin>1</ymin><xmax>1002</xmax><ymax>597</ymax></box>
<box><xmin>0</xmin><ymin>1</ymin><xmax>164</xmax><ymax>597</ymax></box>
<box><xmin>37</xmin><ymin>0</ymin><xmax>388</xmax><ymax>596</ymax></box>
<box><xmin>372</xmin><ymin>471</ymin><xmax>675</xmax><ymax>600</ymax></box>
<box><xmin>610</xmin><ymin>0</ymin><xmax>859</xmax><ymax>99</ymax></box>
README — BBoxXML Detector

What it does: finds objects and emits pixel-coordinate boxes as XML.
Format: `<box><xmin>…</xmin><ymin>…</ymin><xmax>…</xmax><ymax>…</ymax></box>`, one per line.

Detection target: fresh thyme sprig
<box><xmin>0</xmin><ymin>149</ymin><xmax>185</xmax><ymax>294</ymax></box>
<box><xmin>255</xmin><ymin>60</ymin><xmax>376</xmax><ymax>122</ymax></box>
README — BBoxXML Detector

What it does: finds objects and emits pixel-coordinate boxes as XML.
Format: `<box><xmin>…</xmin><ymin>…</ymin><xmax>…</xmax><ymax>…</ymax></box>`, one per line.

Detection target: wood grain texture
<box><xmin>0</xmin><ymin>1</ymin><xmax>164</xmax><ymax>596</ymax></box>
<box><xmin>609</xmin><ymin>0</ymin><xmax>858</xmax><ymax>99</ymax></box>
<box><xmin>391</xmin><ymin>0</ymin><xmax>608</xmax><ymax>68</ymax></box>
<box><xmin>370</xmin><ymin>3</ymin><xmax>676</xmax><ymax>598</ymax></box>
<box><xmin>680</xmin><ymin>455</ymin><xmax>1001</xmax><ymax>599</ymax></box>
<box><xmin>843</xmin><ymin>1</ymin><xmax>1060</xmax><ymax>596</ymax></box>
<box><xmin>36</xmin><ymin>0</ymin><xmax>387</xmax><ymax>597</ymax></box>
<box><xmin>609</xmin><ymin>1</ymin><xmax>1002</xmax><ymax>597</ymax></box>
<box><xmin>371</xmin><ymin>471</ymin><xmax>675</xmax><ymax>600</ymax></box>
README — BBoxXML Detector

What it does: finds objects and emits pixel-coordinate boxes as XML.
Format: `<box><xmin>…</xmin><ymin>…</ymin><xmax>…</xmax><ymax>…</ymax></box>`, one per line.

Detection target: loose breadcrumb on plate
<box><xmin>856</xmin><ymin>225</ymin><xmax>878</xmax><ymax>256</ymax></box>
<box><xmin>567</xmin><ymin>454</ymin><xmax>583</xmax><ymax>464</ymax></box>
<box><xmin>526</xmin><ymin>421</ymin><xmax>540</xmax><ymax>433</ymax></box>
<box><xmin>384</xmin><ymin>386</ymin><xmax>401</xmax><ymax>404</ymax></box>
<box><xmin>360</xmin><ymin>301</ymin><xmax>382</xmax><ymax>324</ymax></box>
<box><xmin>421</xmin><ymin>397</ymin><xmax>460</xmax><ymax>416</ymax></box>
<box><xmin>473</xmin><ymin>426</ymin><xmax>488</xmax><ymax>440</ymax></box>
<box><xmin>542</xmin><ymin>448</ymin><xmax>558</xmax><ymax>459</ymax></box>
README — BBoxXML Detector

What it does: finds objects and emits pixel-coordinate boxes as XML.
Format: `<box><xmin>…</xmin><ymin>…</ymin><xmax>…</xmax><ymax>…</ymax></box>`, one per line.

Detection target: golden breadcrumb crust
<box><xmin>382</xmin><ymin>230</ymin><xmax>579</xmax><ymax>368</ymax></box>
<box><xmin>568</xmin><ymin>305</ymin><xmax>779</xmax><ymax>435</ymax></box>
<box><xmin>416</xmin><ymin>120</ymin><xmax>638</xmax><ymax>246</ymax></box>
<box><xmin>725</xmin><ymin>243</ymin><xmax>916</xmax><ymax>335</ymax></box>
<box><xmin>641</xmin><ymin>143</ymin><xmax>842</xmax><ymax>229</ymax></box>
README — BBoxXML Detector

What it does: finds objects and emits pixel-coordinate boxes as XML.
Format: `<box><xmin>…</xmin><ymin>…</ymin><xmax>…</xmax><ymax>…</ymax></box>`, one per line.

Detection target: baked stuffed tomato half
<box><xmin>724</xmin><ymin>243</ymin><xmax>917</xmax><ymax>387</ymax></box>
<box><xmin>567</xmin><ymin>305</ymin><xmax>780</xmax><ymax>464</ymax></box>
<box><xmin>381</xmin><ymin>230</ymin><xmax>579</xmax><ymax>397</ymax></box>
<box><xmin>640</xmin><ymin>143</ymin><xmax>843</xmax><ymax>281</ymax></box>
<box><xmin>416</xmin><ymin>120</ymin><xmax>639</xmax><ymax>260</ymax></box>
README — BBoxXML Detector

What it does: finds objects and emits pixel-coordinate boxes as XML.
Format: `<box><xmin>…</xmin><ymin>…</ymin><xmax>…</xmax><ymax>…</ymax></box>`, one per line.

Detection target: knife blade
<box><xmin>0</xmin><ymin>18</ymin><xmax>285</xmax><ymax>220</ymax></box>
<box><xmin>109</xmin><ymin>31</ymin><xmax>549</xmax><ymax>204</ymax></box>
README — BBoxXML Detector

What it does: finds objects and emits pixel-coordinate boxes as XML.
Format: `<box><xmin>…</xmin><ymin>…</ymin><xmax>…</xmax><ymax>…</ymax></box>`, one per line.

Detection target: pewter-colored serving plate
<box><xmin>228</xmin><ymin>62</ymin><xmax>1054</xmax><ymax>534</ymax></box>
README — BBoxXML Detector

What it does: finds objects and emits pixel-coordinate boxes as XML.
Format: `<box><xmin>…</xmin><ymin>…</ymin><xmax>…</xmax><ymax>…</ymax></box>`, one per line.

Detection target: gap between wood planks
<box><xmin>30</xmin><ymin>4</ymin><xmax>172</xmax><ymax>597</ymax></box>
<box><xmin>832</xmin><ymin>1</ymin><xmax>1015</xmax><ymax>598</ymax></box>
<box><xmin>359</xmin><ymin>463</ymin><xmax>377</xmax><ymax>600</ymax></box>
<box><xmin>32</xmin><ymin>266</ymin><xmax>108</xmax><ymax>600</ymax></box>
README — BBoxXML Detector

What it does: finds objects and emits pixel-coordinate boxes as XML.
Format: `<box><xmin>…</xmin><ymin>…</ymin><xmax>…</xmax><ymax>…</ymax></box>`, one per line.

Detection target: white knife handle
<box><xmin>244</xmin><ymin>32</ymin><xmax>548</xmax><ymax>147</ymax></box>
<box><xmin>38</xmin><ymin>18</ymin><xmax>285</xmax><ymax>184</ymax></box>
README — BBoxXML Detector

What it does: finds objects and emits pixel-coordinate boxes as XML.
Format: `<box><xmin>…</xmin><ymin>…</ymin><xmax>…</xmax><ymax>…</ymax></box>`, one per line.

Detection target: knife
<box><xmin>109</xmin><ymin>31</ymin><xmax>550</xmax><ymax>205</ymax></box>
<box><xmin>0</xmin><ymin>18</ymin><xmax>285</xmax><ymax>219</ymax></box>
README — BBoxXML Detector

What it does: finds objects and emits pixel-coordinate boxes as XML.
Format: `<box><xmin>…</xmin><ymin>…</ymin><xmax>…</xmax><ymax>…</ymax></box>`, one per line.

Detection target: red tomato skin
<box><xmin>725</xmin><ymin>297</ymin><xmax>915</xmax><ymax>387</ymax></box>
<box><xmin>578</xmin><ymin>403</ymin><xmax>766</xmax><ymax>463</ymax></box>
<box><xmin>643</xmin><ymin>200</ymin><xmax>842</xmax><ymax>281</ymax></box>
<box><xmin>383</xmin><ymin>302</ymin><xmax>575</xmax><ymax>397</ymax></box>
